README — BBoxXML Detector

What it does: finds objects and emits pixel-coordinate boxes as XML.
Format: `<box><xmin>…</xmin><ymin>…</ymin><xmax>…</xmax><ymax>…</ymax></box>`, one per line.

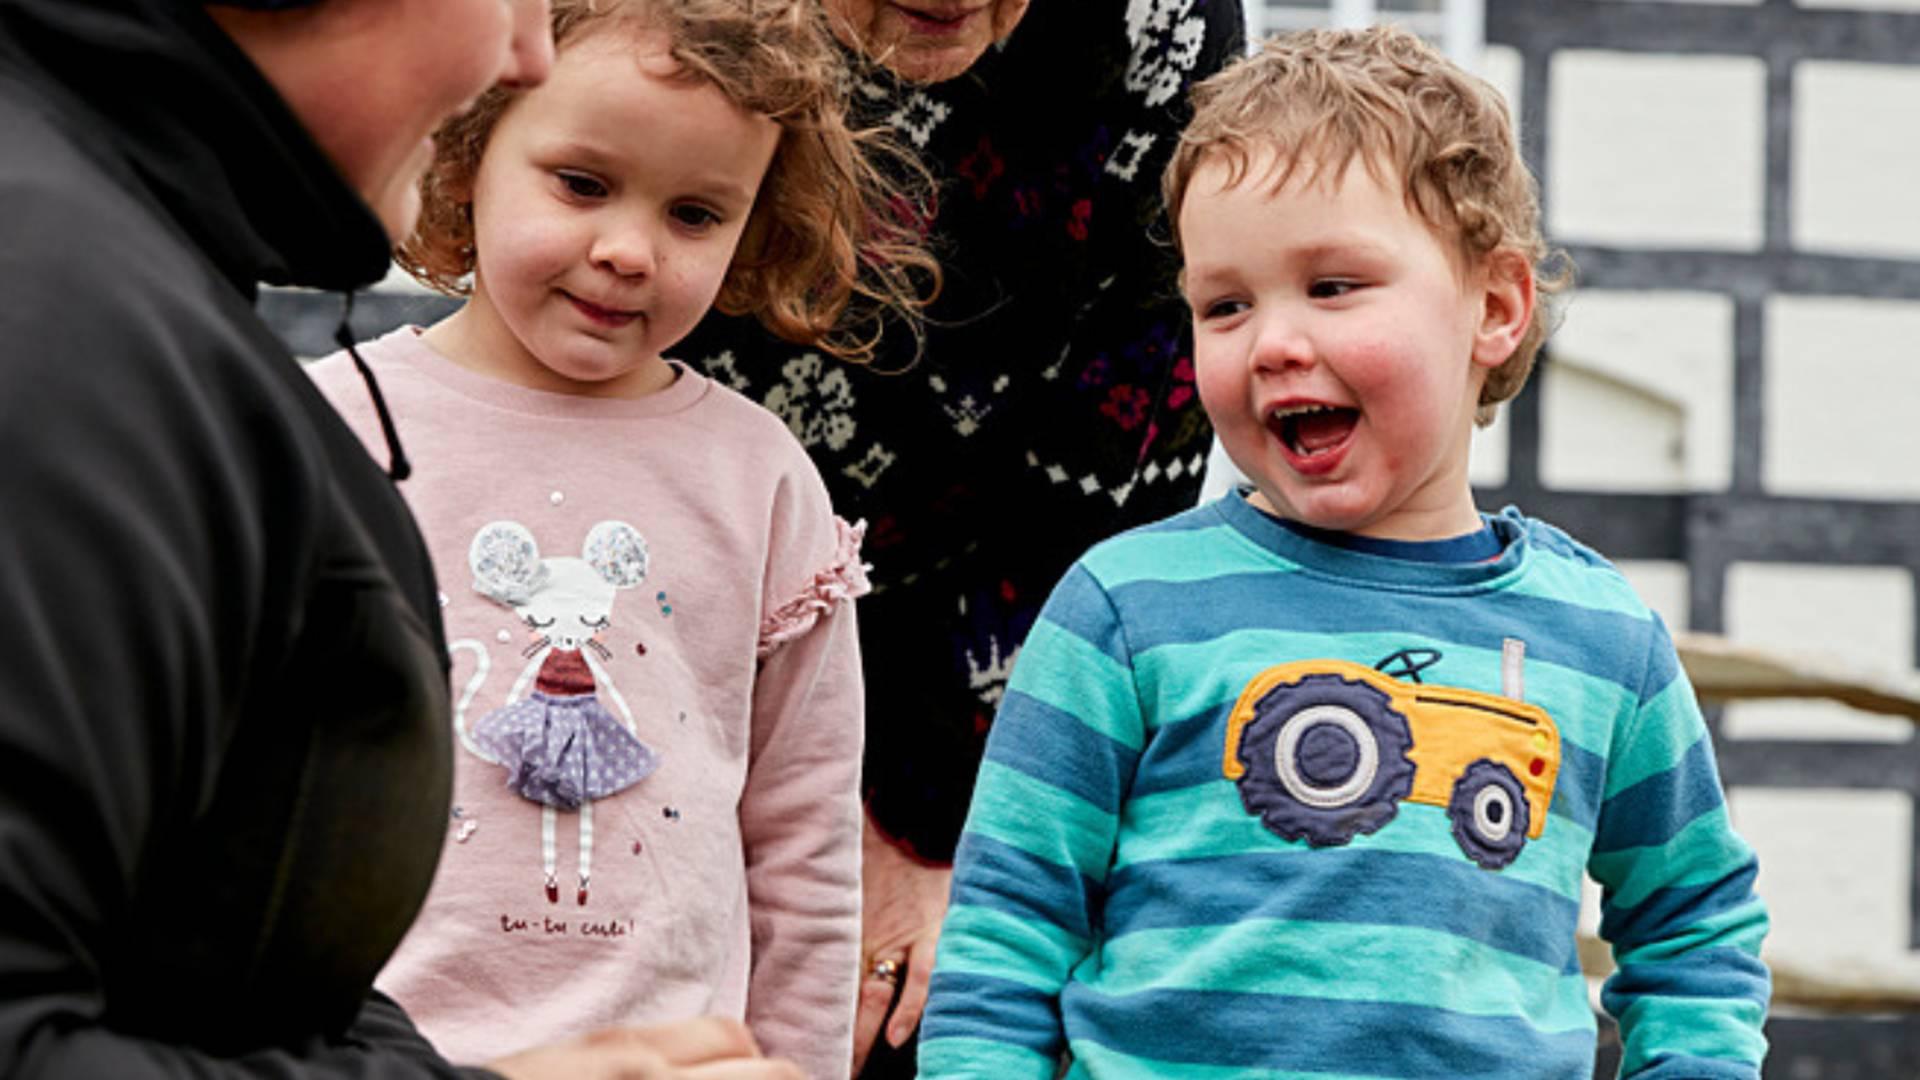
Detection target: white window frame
<box><xmin>1248</xmin><ymin>0</ymin><xmax>1485</xmax><ymax>65</ymax></box>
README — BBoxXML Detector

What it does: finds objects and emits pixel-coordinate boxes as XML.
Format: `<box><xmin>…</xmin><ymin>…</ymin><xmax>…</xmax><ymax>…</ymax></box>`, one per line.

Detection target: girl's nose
<box><xmin>591</xmin><ymin>220</ymin><xmax>656</xmax><ymax>278</ymax></box>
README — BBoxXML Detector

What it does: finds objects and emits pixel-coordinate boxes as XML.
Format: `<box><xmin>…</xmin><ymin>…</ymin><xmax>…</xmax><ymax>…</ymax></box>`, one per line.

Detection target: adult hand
<box><xmin>487</xmin><ymin>1017</ymin><xmax>804</xmax><ymax>1080</ymax></box>
<box><xmin>851</xmin><ymin>812</ymin><xmax>954</xmax><ymax>1074</ymax></box>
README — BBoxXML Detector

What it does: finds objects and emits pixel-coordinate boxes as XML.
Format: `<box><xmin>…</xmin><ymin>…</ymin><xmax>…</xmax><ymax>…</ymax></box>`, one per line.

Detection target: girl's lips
<box><xmin>566</xmin><ymin>293</ymin><xmax>640</xmax><ymax>329</ymax></box>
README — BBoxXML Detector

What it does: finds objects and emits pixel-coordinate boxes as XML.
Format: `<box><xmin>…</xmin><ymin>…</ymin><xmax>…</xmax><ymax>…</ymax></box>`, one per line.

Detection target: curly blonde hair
<box><xmin>397</xmin><ymin>0</ymin><xmax>936</xmax><ymax>362</ymax></box>
<box><xmin>1163</xmin><ymin>25</ymin><xmax>1569</xmax><ymax>424</ymax></box>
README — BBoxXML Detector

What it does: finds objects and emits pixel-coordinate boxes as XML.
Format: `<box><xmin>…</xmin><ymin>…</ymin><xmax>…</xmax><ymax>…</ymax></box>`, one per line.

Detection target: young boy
<box><xmin>917</xmin><ymin>25</ymin><xmax>1770</xmax><ymax>1080</ymax></box>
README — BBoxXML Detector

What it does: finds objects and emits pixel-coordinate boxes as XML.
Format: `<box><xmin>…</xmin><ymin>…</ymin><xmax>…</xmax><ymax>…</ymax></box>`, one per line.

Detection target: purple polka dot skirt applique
<box><xmin>471</xmin><ymin>648</ymin><xmax>659</xmax><ymax>809</ymax></box>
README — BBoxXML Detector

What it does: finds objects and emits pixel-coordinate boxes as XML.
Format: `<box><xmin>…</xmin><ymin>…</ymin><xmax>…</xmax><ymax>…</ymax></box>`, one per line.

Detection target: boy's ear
<box><xmin>1471</xmin><ymin>248</ymin><xmax>1534</xmax><ymax>370</ymax></box>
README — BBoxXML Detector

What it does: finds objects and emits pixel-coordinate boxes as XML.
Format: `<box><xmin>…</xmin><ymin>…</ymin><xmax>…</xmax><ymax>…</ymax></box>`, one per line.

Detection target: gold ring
<box><xmin>869</xmin><ymin>958</ymin><xmax>902</xmax><ymax>984</ymax></box>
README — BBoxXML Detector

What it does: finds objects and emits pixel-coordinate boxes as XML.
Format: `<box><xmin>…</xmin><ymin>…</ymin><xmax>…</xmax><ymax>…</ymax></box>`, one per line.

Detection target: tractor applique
<box><xmin>1222</xmin><ymin>657</ymin><xmax>1562</xmax><ymax>870</ymax></box>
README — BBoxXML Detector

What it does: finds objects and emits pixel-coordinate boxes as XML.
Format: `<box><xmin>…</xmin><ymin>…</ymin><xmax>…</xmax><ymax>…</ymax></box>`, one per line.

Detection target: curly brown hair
<box><xmin>1163</xmin><ymin>25</ymin><xmax>1570</xmax><ymax>425</ymax></box>
<box><xmin>396</xmin><ymin>0</ymin><xmax>937</xmax><ymax>362</ymax></box>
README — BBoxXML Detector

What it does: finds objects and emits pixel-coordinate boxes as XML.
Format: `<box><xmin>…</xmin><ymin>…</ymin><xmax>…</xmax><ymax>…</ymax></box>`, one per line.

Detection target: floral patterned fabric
<box><xmin>679</xmin><ymin>0</ymin><xmax>1246</xmax><ymax>862</ymax></box>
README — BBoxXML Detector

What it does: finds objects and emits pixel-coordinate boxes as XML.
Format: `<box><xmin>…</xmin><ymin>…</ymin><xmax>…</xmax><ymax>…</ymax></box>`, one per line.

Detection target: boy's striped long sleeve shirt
<box><xmin>919</xmin><ymin>496</ymin><xmax>1770</xmax><ymax>1079</ymax></box>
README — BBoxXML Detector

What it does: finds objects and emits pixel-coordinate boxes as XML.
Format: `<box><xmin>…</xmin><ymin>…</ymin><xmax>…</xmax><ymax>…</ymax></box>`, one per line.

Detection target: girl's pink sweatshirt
<box><xmin>309</xmin><ymin>327</ymin><xmax>864</xmax><ymax>1077</ymax></box>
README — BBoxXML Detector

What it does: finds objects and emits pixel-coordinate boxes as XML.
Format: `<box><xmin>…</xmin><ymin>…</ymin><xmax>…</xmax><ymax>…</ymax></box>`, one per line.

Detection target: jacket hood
<box><xmin>0</xmin><ymin>0</ymin><xmax>391</xmax><ymax>294</ymax></box>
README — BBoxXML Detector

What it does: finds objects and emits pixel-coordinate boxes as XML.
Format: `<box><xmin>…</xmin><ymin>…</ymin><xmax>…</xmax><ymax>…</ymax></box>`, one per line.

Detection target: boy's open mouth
<box><xmin>1270</xmin><ymin>403</ymin><xmax>1359</xmax><ymax>459</ymax></box>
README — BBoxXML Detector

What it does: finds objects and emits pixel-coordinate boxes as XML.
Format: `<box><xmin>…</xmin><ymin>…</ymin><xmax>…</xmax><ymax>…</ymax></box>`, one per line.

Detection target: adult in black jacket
<box><xmin>0</xmin><ymin>1</ymin><xmax>795</xmax><ymax>1077</ymax></box>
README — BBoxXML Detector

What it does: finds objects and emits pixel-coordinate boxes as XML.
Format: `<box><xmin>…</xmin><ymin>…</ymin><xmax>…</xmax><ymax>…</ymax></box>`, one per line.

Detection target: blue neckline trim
<box><xmin>1210</xmin><ymin>491</ymin><xmax>1530</xmax><ymax>594</ymax></box>
<box><xmin>1272</xmin><ymin>516</ymin><xmax>1503</xmax><ymax>564</ymax></box>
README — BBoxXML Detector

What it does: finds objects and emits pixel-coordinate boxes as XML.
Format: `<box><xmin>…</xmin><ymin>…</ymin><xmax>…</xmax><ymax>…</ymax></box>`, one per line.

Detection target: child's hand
<box><xmin>853</xmin><ymin>812</ymin><xmax>954</xmax><ymax>1073</ymax></box>
<box><xmin>486</xmin><ymin>1017</ymin><xmax>804</xmax><ymax>1080</ymax></box>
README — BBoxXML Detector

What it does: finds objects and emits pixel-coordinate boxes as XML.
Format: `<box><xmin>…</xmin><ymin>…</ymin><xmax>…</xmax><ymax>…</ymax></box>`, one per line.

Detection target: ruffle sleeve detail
<box><xmin>757</xmin><ymin>517</ymin><xmax>872</xmax><ymax>659</ymax></box>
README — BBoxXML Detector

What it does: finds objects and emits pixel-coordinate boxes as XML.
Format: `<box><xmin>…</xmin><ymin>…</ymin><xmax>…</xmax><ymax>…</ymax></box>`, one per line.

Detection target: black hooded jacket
<box><xmin>0</xmin><ymin>2</ymin><xmax>478</xmax><ymax>1075</ymax></box>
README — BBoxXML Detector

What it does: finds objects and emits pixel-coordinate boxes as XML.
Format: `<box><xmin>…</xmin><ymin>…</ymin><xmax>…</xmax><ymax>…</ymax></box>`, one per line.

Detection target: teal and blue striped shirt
<box><xmin>920</xmin><ymin>496</ymin><xmax>1769</xmax><ymax>1079</ymax></box>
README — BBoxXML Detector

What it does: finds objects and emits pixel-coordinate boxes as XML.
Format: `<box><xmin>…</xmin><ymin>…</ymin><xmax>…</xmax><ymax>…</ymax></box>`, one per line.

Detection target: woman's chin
<box><xmin>885</xmin><ymin>40</ymin><xmax>990</xmax><ymax>83</ymax></box>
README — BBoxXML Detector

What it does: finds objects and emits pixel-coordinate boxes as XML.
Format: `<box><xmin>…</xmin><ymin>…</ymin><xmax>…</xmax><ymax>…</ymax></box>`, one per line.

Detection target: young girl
<box><xmin>307</xmin><ymin>1</ymin><xmax>932</xmax><ymax>1075</ymax></box>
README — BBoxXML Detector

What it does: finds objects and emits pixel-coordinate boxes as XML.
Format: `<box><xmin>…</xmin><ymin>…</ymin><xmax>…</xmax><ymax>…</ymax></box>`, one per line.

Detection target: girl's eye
<box><xmin>556</xmin><ymin>171</ymin><xmax>607</xmax><ymax>199</ymax></box>
<box><xmin>1308</xmin><ymin>279</ymin><xmax>1359</xmax><ymax>299</ymax></box>
<box><xmin>1200</xmin><ymin>298</ymin><xmax>1248</xmax><ymax>320</ymax></box>
<box><xmin>670</xmin><ymin>204</ymin><xmax>721</xmax><ymax>229</ymax></box>
<box><xmin>524</xmin><ymin>615</ymin><xmax>556</xmax><ymax>629</ymax></box>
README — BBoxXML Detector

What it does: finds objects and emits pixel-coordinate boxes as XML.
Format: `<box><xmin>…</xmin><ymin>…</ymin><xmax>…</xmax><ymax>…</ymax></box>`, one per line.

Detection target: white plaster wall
<box><xmin>1541</xmin><ymin>291</ymin><xmax>1734</xmax><ymax>492</ymax></box>
<box><xmin>1794</xmin><ymin>61</ymin><xmax>1920</xmax><ymax>258</ymax></box>
<box><xmin>1478</xmin><ymin>43</ymin><xmax>1522</xmax><ymax>115</ymax></box>
<box><xmin>1468</xmin><ymin>408</ymin><xmax>1510</xmax><ymax>489</ymax></box>
<box><xmin>1765</xmin><ymin>296</ymin><xmax>1920</xmax><ymax>501</ymax></box>
<box><xmin>1544</xmin><ymin>368</ymin><xmax>1686</xmax><ymax>490</ymax></box>
<box><xmin>1548</xmin><ymin>51</ymin><xmax>1766</xmax><ymax>250</ymax></box>
<box><xmin>1722</xmin><ymin>562</ymin><xmax>1917</xmax><ymax>742</ymax></box>
<box><xmin>1729</xmin><ymin>788</ymin><xmax>1920</xmax><ymax>993</ymax></box>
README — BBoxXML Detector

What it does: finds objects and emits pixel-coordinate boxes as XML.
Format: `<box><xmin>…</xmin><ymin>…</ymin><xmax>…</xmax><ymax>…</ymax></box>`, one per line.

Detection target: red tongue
<box><xmin>1293</xmin><ymin>409</ymin><xmax>1357</xmax><ymax>453</ymax></box>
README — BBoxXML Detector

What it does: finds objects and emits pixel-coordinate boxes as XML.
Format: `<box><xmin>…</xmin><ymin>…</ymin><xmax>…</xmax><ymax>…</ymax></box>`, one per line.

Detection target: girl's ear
<box><xmin>1471</xmin><ymin>248</ymin><xmax>1534</xmax><ymax>370</ymax></box>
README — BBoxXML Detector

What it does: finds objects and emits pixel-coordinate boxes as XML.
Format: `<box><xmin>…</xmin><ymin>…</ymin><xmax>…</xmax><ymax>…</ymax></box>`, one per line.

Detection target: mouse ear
<box><xmin>583</xmin><ymin>521</ymin><xmax>648</xmax><ymax>589</ymax></box>
<box><xmin>470</xmin><ymin>521</ymin><xmax>548</xmax><ymax>605</ymax></box>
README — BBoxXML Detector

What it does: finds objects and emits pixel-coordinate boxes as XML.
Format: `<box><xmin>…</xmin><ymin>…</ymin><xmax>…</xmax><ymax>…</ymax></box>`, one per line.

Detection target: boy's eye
<box><xmin>556</xmin><ymin>171</ymin><xmax>607</xmax><ymax>199</ymax></box>
<box><xmin>670</xmin><ymin>204</ymin><xmax>722</xmax><ymax>229</ymax></box>
<box><xmin>1308</xmin><ymin>279</ymin><xmax>1359</xmax><ymax>299</ymax></box>
<box><xmin>1199</xmin><ymin>298</ymin><xmax>1249</xmax><ymax>320</ymax></box>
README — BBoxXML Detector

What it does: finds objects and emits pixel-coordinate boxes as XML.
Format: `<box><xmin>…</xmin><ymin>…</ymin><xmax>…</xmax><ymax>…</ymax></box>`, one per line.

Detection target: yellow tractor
<box><xmin>1222</xmin><ymin>658</ymin><xmax>1561</xmax><ymax>870</ymax></box>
